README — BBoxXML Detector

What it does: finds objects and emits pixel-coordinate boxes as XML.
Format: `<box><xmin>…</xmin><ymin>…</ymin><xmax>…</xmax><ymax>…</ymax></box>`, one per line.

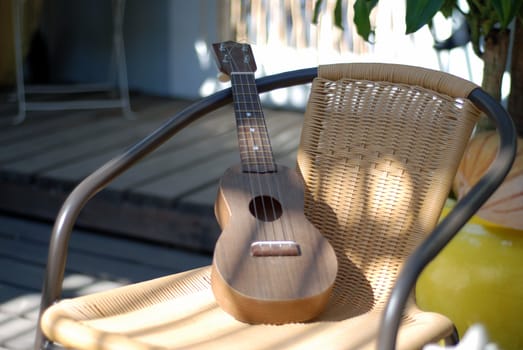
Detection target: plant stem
<box><xmin>481</xmin><ymin>29</ymin><xmax>510</xmax><ymax>101</ymax></box>
<box><xmin>478</xmin><ymin>28</ymin><xmax>510</xmax><ymax>130</ymax></box>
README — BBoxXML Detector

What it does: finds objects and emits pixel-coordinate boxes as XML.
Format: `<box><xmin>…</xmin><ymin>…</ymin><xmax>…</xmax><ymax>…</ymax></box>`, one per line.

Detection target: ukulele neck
<box><xmin>230</xmin><ymin>72</ymin><xmax>276</xmax><ymax>174</ymax></box>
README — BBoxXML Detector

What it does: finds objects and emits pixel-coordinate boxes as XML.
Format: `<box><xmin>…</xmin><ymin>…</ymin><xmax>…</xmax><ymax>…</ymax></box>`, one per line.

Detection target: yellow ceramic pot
<box><xmin>416</xmin><ymin>204</ymin><xmax>523</xmax><ymax>350</ymax></box>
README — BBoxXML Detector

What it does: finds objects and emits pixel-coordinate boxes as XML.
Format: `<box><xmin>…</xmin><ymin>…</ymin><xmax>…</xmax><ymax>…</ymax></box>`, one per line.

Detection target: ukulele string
<box><xmin>228</xmin><ymin>48</ymin><xmax>272</xmax><ymax>241</ymax></box>
<box><xmin>241</xmin><ymin>72</ymin><xmax>282</xmax><ymax>242</ymax></box>
<box><xmin>228</xmin><ymin>45</ymin><xmax>284</xmax><ymax>242</ymax></box>
<box><xmin>229</xmin><ymin>43</ymin><xmax>297</xmax><ymax>244</ymax></box>
<box><xmin>257</xmin><ymin>102</ymin><xmax>298</xmax><ymax>245</ymax></box>
<box><xmin>232</xmin><ymin>75</ymin><xmax>268</xmax><ymax>241</ymax></box>
<box><xmin>242</xmin><ymin>72</ymin><xmax>293</xmax><ymax>243</ymax></box>
<box><xmin>236</xmin><ymin>73</ymin><xmax>277</xmax><ymax>241</ymax></box>
<box><xmin>233</xmin><ymin>46</ymin><xmax>294</xmax><ymax>240</ymax></box>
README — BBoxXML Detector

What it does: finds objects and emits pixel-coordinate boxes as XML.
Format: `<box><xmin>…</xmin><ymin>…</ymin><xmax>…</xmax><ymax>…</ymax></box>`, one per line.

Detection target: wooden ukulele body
<box><xmin>211</xmin><ymin>164</ymin><xmax>338</xmax><ymax>324</ymax></box>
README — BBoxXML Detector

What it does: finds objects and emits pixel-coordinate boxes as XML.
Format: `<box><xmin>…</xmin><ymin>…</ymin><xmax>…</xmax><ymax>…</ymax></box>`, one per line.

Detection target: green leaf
<box><xmin>353</xmin><ymin>0</ymin><xmax>378</xmax><ymax>41</ymax></box>
<box><xmin>312</xmin><ymin>0</ymin><xmax>324</xmax><ymax>25</ymax></box>
<box><xmin>482</xmin><ymin>18</ymin><xmax>496</xmax><ymax>36</ymax></box>
<box><xmin>467</xmin><ymin>15</ymin><xmax>482</xmax><ymax>56</ymax></box>
<box><xmin>491</xmin><ymin>0</ymin><xmax>510</xmax><ymax>28</ymax></box>
<box><xmin>405</xmin><ymin>0</ymin><xmax>445</xmax><ymax>34</ymax></box>
<box><xmin>492</xmin><ymin>0</ymin><xmax>521</xmax><ymax>28</ymax></box>
<box><xmin>312</xmin><ymin>0</ymin><xmax>345</xmax><ymax>30</ymax></box>
<box><xmin>473</xmin><ymin>0</ymin><xmax>490</xmax><ymax>16</ymax></box>
<box><xmin>334</xmin><ymin>0</ymin><xmax>344</xmax><ymax>29</ymax></box>
<box><xmin>439</xmin><ymin>0</ymin><xmax>457</xmax><ymax>18</ymax></box>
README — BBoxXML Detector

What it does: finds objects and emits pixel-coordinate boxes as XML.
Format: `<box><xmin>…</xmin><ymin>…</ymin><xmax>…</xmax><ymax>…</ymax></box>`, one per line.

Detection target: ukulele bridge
<box><xmin>250</xmin><ymin>241</ymin><xmax>301</xmax><ymax>257</ymax></box>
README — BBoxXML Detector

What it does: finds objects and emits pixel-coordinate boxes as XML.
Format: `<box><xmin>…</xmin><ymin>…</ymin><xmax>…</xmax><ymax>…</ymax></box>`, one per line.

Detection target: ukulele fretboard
<box><xmin>231</xmin><ymin>72</ymin><xmax>276</xmax><ymax>173</ymax></box>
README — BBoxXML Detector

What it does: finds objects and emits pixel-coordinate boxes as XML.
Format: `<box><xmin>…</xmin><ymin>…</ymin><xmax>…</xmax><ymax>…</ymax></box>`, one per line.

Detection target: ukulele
<box><xmin>211</xmin><ymin>41</ymin><xmax>337</xmax><ymax>324</ymax></box>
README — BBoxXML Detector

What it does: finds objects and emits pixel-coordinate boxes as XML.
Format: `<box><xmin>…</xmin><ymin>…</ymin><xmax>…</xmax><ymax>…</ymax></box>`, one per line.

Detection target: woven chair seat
<box><xmin>42</xmin><ymin>266</ymin><xmax>453</xmax><ymax>350</ymax></box>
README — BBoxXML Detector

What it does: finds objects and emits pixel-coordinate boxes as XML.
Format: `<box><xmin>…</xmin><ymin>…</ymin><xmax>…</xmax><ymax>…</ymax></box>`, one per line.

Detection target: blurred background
<box><xmin>0</xmin><ymin>0</ymin><xmax>493</xmax><ymax>253</ymax></box>
<box><xmin>0</xmin><ymin>0</ymin><xmax>488</xmax><ymax>111</ymax></box>
<box><xmin>0</xmin><ymin>3</ymin><xmax>520</xmax><ymax>349</ymax></box>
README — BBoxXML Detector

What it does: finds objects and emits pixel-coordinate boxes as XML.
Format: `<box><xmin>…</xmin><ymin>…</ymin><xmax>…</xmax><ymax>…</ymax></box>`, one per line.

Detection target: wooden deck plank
<box><xmin>105</xmin><ymin>110</ymin><xmax>237</xmax><ymax>192</ymax></box>
<box><xmin>0</xmin><ymin>214</ymin><xmax>211</xmax><ymax>272</ymax></box>
<box><xmin>0</xmin><ymin>94</ymin><xmax>182</xmax><ymax>143</ymax></box>
<box><xmin>106</xmin><ymin>129</ymin><xmax>237</xmax><ymax>192</ymax></box>
<box><xmin>3</xmin><ymin>122</ymin><xmax>151</xmax><ymax>175</ymax></box>
<box><xmin>0</xmin><ymin>180</ymin><xmax>221</xmax><ymax>252</ymax></box>
<box><xmin>0</xmin><ymin>118</ymin><xmax>111</xmax><ymax>165</ymax></box>
<box><xmin>0</xmin><ymin>258</ymin><xmax>44</xmax><ymax>292</ymax></box>
<box><xmin>36</xmin><ymin>107</ymin><xmax>237</xmax><ymax>187</ymax></box>
<box><xmin>2</xmin><ymin>111</ymin><xmax>172</xmax><ymax>175</ymax></box>
<box><xmin>0</xmin><ymin>96</ymin><xmax>186</xmax><ymax>165</ymax></box>
<box><xmin>0</xmin><ymin>237</ymin><xmax>179</xmax><ymax>285</ymax></box>
<box><xmin>0</xmin><ymin>109</ymin><xmax>91</xmax><ymax>145</ymax></box>
<box><xmin>129</xmin><ymin>113</ymin><xmax>302</xmax><ymax>202</ymax></box>
<box><xmin>0</xmin><ymin>99</ymin><xmax>138</xmax><ymax>158</ymax></box>
<box><xmin>0</xmin><ymin>286</ymin><xmax>41</xmax><ymax>316</ymax></box>
<box><xmin>130</xmin><ymin>150</ymin><xmax>239</xmax><ymax>201</ymax></box>
<box><xmin>0</xmin><ymin>313</ymin><xmax>35</xmax><ymax>349</ymax></box>
<box><xmin>0</xmin><ymin>285</ymin><xmax>34</xmax><ymax>309</ymax></box>
<box><xmin>0</xmin><ymin>115</ymin><xmax>138</xmax><ymax>165</ymax></box>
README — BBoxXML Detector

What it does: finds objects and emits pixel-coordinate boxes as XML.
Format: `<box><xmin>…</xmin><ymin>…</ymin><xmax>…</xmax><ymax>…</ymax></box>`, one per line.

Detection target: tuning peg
<box><xmin>217</xmin><ymin>72</ymin><xmax>231</xmax><ymax>82</ymax></box>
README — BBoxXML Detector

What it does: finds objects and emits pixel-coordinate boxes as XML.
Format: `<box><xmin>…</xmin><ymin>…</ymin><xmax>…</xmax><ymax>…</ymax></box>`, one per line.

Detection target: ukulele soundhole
<box><xmin>248</xmin><ymin>195</ymin><xmax>283</xmax><ymax>222</ymax></box>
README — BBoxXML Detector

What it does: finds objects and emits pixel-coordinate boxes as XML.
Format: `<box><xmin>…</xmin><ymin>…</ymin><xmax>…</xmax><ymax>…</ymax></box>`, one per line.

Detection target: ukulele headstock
<box><xmin>212</xmin><ymin>41</ymin><xmax>257</xmax><ymax>76</ymax></box>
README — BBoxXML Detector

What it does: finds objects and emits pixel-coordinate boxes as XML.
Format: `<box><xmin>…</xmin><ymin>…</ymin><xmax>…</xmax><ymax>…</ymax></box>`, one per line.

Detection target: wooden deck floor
<box><xmin>0</xmin><ymin>93</ymin><xmax>303</xmax><ymax>349</ymax></box>
<box><xmin>0</xmin><ymin>93</ymin><xmax>304</xmax><ymax>252</ymax></box>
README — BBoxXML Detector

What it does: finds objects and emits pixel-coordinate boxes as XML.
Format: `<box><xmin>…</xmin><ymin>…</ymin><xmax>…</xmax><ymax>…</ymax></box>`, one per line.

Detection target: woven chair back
<box><xmin>297</xmin><ymin>63</ymin><xmax>481</xmax><ymax>316</ymax></box>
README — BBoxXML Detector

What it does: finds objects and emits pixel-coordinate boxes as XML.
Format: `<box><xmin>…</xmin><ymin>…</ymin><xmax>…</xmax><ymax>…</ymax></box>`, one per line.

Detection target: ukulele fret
<box><xmin>237</xmin><ymin>134</ymin><xmax>272</xmax><ymax>144</ymax></box>
<box><xmin>230</xmin><ymin>71</ymin><xmax>276</xmax><ymax>173</ymax></box>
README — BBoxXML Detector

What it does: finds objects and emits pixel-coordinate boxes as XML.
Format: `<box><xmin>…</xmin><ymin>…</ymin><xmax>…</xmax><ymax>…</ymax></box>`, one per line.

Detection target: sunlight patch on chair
<box><xmin>366</xmin><ymin>157</ymin><xmax>414</xmax><ymax>231</ymax></box>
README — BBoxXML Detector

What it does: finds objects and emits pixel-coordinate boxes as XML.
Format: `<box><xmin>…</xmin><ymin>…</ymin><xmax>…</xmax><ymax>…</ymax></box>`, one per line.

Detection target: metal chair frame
<box><xmin>35</xmin><ymin>67</ymin><xmax>517</xmax><ymax>350</ymax></box>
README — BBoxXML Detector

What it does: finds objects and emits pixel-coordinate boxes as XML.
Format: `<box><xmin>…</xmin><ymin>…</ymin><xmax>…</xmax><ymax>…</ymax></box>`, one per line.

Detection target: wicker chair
<box><xmin>36</xmin><ymin>63</ymin><xmax>517</xmax><ymax>350</ymax></box>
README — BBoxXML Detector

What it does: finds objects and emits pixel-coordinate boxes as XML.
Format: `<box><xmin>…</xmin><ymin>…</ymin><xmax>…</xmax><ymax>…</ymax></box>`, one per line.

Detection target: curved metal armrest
<box><xmin>378</xmin><ymin>88</ymin><xmax>518</xmax><ymax>350</ymax></box>
<box><xmin>35</xmin><ymin>68</ymin><xmax>318</xmax><ymax>350</ymax></box>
